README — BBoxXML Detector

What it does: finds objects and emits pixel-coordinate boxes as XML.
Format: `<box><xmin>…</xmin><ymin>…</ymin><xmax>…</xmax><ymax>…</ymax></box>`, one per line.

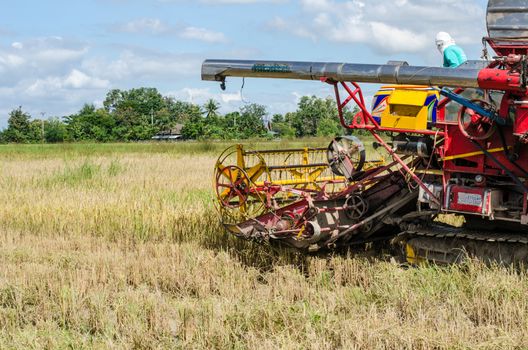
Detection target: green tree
<box><xmin>288</xmin><ymin>96</ymin><xmax>338</xmax><ymax>137</ymax></box>
<box><xmin>2</xmin><ymin>107</ymin><xmax>40</xmax><ymax>143</ymax></box>
<box><xmin>238</xmin><ymin>103</ymin><xmax>267</xmax><ymax>139</ymax></box>
<box><xmin>103</xmin><ymin>88</ymin><xmax>164</xmax><ymax>116</ymax></box>
<box><xmin>271</xmin><ymin>113</ymin><xmax>284</xmax><ymax>123</ymax></box>
<box><xmin>165</xmin><ymin>99</ymin><xmax>196</xmax><ymax>124</ymax></box>
<box><xmin>272</xmin><ymin>122</ymin><xmax>296</xmax><ymax>138</ymax></box>
<box><xmin>204</xmin><ymin>99</ymin><xmax>220</xmax><ymax>119</ymax></box>
<box><xmin>221</xmin><ymin>112</ymin><xmax>242</xmax><ymax>139</ymax></box>
<box><xmin>317</xmin><ymin>117</ymin><xmax>341</xmax><ymax>137</ymax></box>
<box><xmin>181</xmin><ymin>105</ymin><xmax>205</xmax><ymax>139</ymax></box>
<box><xmin>103</xmin><ymin>88</ymin><xmax>165</xmax><ymax>140</ymax></box>
<box><xmin>29</xmin><ymin>120</ymin><xmax>45</xmax><ymax>143</ymax></box>
<box><xmin>64</xmin><ymin>104</ymin><xmax>116</xmax><ymax>142</ymax></box>
<box><xmin>44</xmin><ymin>118</ymin><xmax>67</xmax><ymax>143</ymax></box>
<box><xmin>201</xmin><ymin>99</ymin><xmax>224</xmax><ymax>139</ymax></box>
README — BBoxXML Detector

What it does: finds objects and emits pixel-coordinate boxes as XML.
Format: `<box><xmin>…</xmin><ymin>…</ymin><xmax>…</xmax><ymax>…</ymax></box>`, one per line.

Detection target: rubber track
<box><xmin>402</xmin><ymin>224</ymin><xmax>528</xmax><ymax>244</ymax></box>
<box><xmin>398</xmin><ymin>224</ymin><xmax>528</xmax><ymax>264</ymax></box>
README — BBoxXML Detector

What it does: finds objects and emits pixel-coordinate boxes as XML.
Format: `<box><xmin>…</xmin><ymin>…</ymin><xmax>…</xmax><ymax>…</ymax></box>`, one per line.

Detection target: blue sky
<box><xmin>0</xmin><ymin>0</ymin><xmax>489</xmax><ymax>127</ymax></box>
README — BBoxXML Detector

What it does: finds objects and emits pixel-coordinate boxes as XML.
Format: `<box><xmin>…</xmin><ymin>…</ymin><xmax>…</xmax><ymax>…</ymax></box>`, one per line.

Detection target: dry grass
<box><xmin>0</xmin><ymin>142</ymin><xmax>526</xmax><ymax>349</ymax></box>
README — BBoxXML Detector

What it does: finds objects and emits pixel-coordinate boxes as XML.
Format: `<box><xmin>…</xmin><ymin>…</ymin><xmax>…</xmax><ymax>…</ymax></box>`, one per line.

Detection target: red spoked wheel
<box><xmin>213</xmin><ymin>146</ymin><xmax>269</xmax><ymax>225</ymax></box>
<box><xmin>215</xmin><ymin>165</ymin><xmax>251</xmax><ymax>208</ymax></box>
<box><xmin>458</xmin><ymin>99</ymin><xmax>496</xmax><ymax>140</ymax></box>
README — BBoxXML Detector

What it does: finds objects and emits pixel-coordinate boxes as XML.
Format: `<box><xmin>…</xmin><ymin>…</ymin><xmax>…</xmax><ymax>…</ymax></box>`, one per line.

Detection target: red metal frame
<box><xmin>327</xmin><ymin>79</ymin><xmax>442</xmax><ymax>206</ymax></box>
<box><xmin>326</xmin><ymin>73</ymin><xmax>528</xmax><ymax>214</ymax></box>
<box><xmin>325</xmin><ymin>78</ymin><xmax>445</xmax><ymax>137</ymax></box>
<box><xmin>485</xmin><ymin>37</ymin><xmax>528</xmax><ymax>57</ymax></box>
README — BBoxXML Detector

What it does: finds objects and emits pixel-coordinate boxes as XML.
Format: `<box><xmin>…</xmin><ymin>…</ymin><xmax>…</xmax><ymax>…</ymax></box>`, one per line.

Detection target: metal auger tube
<box><xmin>201</xmin><ymin>59</ymin><xmax>482</xmax><ymax>89</ymax></box>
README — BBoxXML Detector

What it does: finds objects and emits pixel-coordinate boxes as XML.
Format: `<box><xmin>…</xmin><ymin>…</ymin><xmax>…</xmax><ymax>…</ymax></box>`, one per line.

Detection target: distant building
<box><xmin>151</xmin><ymin>124</ymin><xmax>184</xmax><ymax>141</ymax></box>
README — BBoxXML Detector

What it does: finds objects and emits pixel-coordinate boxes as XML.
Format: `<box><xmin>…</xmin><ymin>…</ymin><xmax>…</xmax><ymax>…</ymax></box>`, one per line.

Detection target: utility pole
<box><xmin>151</xmin><ymin>108</ymin><xmax>154</xmax><ymax>126</ymax></box>
<box><xmin>40</xmin><ymin>112</ymin><xmax>45</xmax><ymax>143</ymax></box>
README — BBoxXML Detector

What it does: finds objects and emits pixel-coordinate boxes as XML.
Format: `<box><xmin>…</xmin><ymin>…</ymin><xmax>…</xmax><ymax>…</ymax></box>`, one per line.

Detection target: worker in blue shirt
<box><xmin>435</xmin><ymin>32</ymin><xmax>467</xmax><ymax>68</ymax></box>
<box><xmin>435</xmin><ymin>31</ymin><xmax>475</xmax><ymax>121</ymax></box>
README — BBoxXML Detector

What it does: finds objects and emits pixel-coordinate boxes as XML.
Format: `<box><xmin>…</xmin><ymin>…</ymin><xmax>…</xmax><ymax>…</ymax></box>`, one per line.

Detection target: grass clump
<box><xmin>40</xmin><ymin>158</ymin><xmax>128</xmax><ymax>189</ymax></box>
<box><xmin>41</xmin><ymin>159</ymin><xmax>101</xmax><ymax>188</ymax></box>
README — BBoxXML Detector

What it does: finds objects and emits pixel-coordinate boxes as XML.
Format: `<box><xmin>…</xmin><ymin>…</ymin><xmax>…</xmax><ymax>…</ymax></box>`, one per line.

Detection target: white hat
<box><xmin>435</xmin><ymin>32</ymin><xmax>455</xmax><ymax>53</ymax></box>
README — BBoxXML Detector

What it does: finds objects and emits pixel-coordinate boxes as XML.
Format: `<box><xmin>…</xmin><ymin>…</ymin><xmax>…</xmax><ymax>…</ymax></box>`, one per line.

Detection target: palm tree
<box><xmin>204</xmin><ymin>99</ymin><xmax>220</xmax><ymax>119</ymax></box>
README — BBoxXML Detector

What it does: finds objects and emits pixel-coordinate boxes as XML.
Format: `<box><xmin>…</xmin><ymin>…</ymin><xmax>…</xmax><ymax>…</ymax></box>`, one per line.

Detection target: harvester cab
<box><xmin>203</xmin><ymin>0</ymin><xmax>528</xmax><ymax>264</ymax></box>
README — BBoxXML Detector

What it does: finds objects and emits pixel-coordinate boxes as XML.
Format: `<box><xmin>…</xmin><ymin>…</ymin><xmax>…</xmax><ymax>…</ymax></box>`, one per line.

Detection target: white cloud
<box><xmin>369</xmin><ymin>22</ymin><xmax>428</xmax><ymax>53</ymax></box>
<box><xmin>82</xmin><ymin>50</ymin><xmax>202</xmax><ymax>81</ymax></box>
<box><xmin>0</xmin><ymin>54</ymin><xmax>25</xmax><ymax>69</ymax></box>
<box><xmin>268</xmin><ymin>0</ymin><xmax>484</xmax><ymax>55</ymax></box>
<box><xmin>33</xmin><ymin>47</ymin><xmax>88</xmax><ymax>63</ymax></box>
<box><xmin>115</xmin><ymin>18</ymin><xmax>169</xmax><ymax>34</ymax></box>
<box><xmin>64</xmin><ymin>69</ymin><xmax>110</xmax><ymax>89</ymax></box>
<box><xmin>26</xmin><ymin>70</ymin><xmax>109</xmax><ymax>96</ymax></box>
<box><xmin>167</xmin><ymin>87</ymin><xmax>243</xmax><ymax>112</ymax></box>
<box><xmin>0</xmin><ymin>37</ymin><xmax>113</xmax><ymax>124</ymax></box>
<box><xmin>0</xmin><ymin>37</ymin><xmax>91</xmax><ymax>87</ymax></box>
<box><xmin>268</xmin><ymin>17</ymin><xmax>317</xmax><ymax>41</ymax></box>
<box><xmin>221</xmin><ymin>91</ymin><xmax>242</xmax><ymax>103</ymax></box>
<box><xmin>160</xmin><ymin>0</ymin><xmax>287</xmax><ymax>3</ymax></box>
<box><xmin>202</xmin><ymin>0</ymin><xmax>285</xmax><ymax>3</ymax></box>
<box><xmin>178</xmin><ymin>88</ymin><xmax>212</xmax><ymax>102</ymax></box>
<box><xmin>180</xmin><ymin>26</ymin><xmax>227</xmax><ymax>43</ymax></box>
<box><xmin>113</xmin><ymin>18</ymin><xmax>227</xmax><ymax>43</ymax></box>
<box><xmin>300</xmin><ymin>0</ymin><xmax>334</xmax><ymax>11</ymax></box>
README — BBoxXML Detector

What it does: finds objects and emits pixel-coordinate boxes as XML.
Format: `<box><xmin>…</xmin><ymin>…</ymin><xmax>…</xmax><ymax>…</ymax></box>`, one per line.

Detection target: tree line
<box><xmin>2</xmin><ymin>87</ymin><xmax>356</xmax><ymax>143</ymax></box>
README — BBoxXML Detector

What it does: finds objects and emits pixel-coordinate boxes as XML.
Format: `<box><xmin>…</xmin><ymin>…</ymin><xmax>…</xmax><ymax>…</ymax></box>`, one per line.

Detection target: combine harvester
<box><xmin>203</xmin><ymin>0</ymin><xmax>528</xmax><ymax>264</ymax></box>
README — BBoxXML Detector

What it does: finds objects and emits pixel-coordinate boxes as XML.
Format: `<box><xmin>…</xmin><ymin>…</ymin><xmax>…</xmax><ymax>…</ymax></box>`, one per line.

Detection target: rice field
<box><xmin>0</xmin><ymin>141</ymin><xmax>527</xmax><ymax>349</ymax></box>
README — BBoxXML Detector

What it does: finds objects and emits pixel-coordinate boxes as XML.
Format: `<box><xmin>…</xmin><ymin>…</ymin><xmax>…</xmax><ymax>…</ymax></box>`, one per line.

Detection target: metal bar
<box><xmin>523</xmin><ymin>192</ymin><xmax>528</xmax><ymax>215</ymax></box>
<box><xmin>370</xmin><ymin>130</ymin><xmax>441</xmax><ymax>206</ymax></box>
<box><xmin>333</xmin><ymin>82</ymin><xmax>349</xmax><ymax>129</ymax></box>
<box><xmin>470</xmin><ymin>139</ymin><xmax>528</xmax><ymax>193</ymax></box>
<box><xmin>267</xmin><ymin>163</ymin><xmax>328</xmax><ymax>170</ymax></box>
<box><xmin>329</xmin><ymin>191</ymin><xmax>418</xmax><ymax>243</ymax></box>
<box><xmin>488</xmin><ymin>6</ymin><xmax>528</xmax><ymax>13</ymax></box>
<box><xmin>244</xmin><ymin>148</ymin><xmax>327</xmax><ymax>154</ymax></box>
<box><xmin>437</xmin><ymin>87</ymin><xmax>464</xmax><ymax>110</ymax></box>
<box><xmin>202</xmin><ymin>59</ymin><xmax>481</xmax><ymax>88</ymax></box>
<box><xmin>439</xmin><ymin>88</ymin><xmax>507</xmax><ymax>126</ymax></box>
<box><xmin>442</xmin><ymin>147</ymin><xmax>511</xmax><ymax>161</ymax></box>
<box><xmin>318</xmin><ymin>207</ymin><xmax>347</xmax><ymax>213</ymax></box>
<box><xmin>341</xmin><ymin>82</ymin><xmax>380</xmax><ymax>128</ymax></box>
<box><xmin>339</xmin><ymin>157</ymin><xmax>409</xmax><ymax>198</ymax></box>
<box><xmin>254</xmin><ymin>177</ymin><xmax>346</xmax><ymax>187</ymax></box>
<box><xmin>369</xmin><ymin>127</ymin><xmax>444</xmax><ymax>136</ymax></box>
<box><xmin>489</xmin><ymin>25</ymin><xmax>528</xmax><ymax>31</ymax></box>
